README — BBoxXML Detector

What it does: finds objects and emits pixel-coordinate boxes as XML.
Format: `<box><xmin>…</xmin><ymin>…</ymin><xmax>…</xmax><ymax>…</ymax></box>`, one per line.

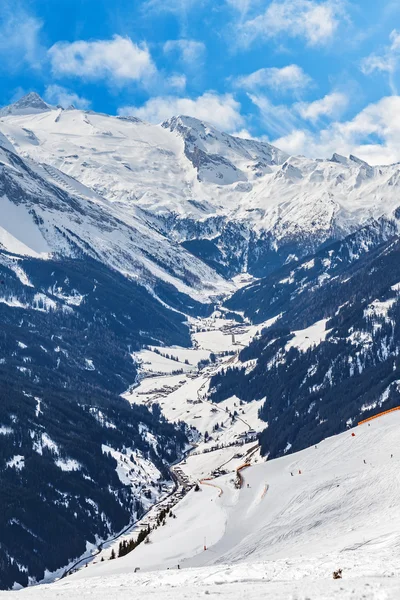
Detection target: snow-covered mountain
<box><xmin>0</xmin><ymin>123</ymin><xmax>229</xmax><ymax>304</ymax></box>
<box><xmin>2</xmin><ymin>94</ymin><xmax>400</xmax><ymax>278</ymax></box>
<box><xmin>0</xmin><ymin>92</ymin><xmax>54</xmax><ymax>117</ymax></box>
<box><xmin>209</xmin><ymin>220</ymin><xmax>400</xmax><ymax>457</ymax></box>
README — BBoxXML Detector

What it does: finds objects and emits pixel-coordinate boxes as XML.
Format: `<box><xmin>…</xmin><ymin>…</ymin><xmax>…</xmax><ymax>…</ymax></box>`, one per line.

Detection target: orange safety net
<box><xmin>358</xmin><ymin>405</ymin><xmax>400</xmax><ymax>426</ymax></box>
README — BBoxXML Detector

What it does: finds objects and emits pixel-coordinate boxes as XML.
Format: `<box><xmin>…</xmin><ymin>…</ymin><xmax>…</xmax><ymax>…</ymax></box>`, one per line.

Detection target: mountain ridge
<box><xmin>2</xmin><ymin>93</ymin><xmax>400</xmax><ymax>280</ymax></box>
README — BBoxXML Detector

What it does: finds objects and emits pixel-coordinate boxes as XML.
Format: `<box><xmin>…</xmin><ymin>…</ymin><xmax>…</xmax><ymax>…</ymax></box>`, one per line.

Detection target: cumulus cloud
<box><xmin>239</xmin><ymin>0</ymin><xmax>345</xmax><ymax>47</ymax></box>
<box><xmin>44</xmin><ymin>85</ymin><xmax>91</xmax><ymax>109</ymax></box>
<box><xmin>48</xmin><ymin>35</ymin><xmax>156</xmax><ymax>85</ymax></box>
<box><xmin>295</xmin><ymin>92</ymin><xmax>348</xmax><ymax>121</ymax></box>
<box><xmin>361</xmin><ymin>30</ymin><xmax>400</xmax><ymax>94</ymax></box>
<box><xmin>272</xmin><ymin>96</ymin><xmax>400</xmax><ymax>165</ymax></box>
<box><xmin>163</xmin><ymin>39</ymin><xmax>206</xmax><ymax>66</ymax></box>
<box><xmin>118</xmin><ymin>92</ymin><xmax>244</xmax><ymax>131</ymax></box>
<box><xmin>235</xmin><ymin>64</ymin><xmax>312</xmax><ymax>92</ymax></box>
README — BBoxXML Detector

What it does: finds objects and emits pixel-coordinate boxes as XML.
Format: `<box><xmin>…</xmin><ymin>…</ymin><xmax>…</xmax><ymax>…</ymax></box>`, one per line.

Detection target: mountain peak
<box><xmin>161</xmin><ymin>114</ymin><xmax>210</xmax><ymax>134</ymax></box>
<box><xmin>0</xmin><ymin>92</ymin><xmax>53</xmax><ymax>117</ymax></box>
<box><xmin>349</xmin><ymin>154</ymin><xmax>370</xmax><ymax>167</ymax></box>
<box><xmin>330</xmin><ymin>152</ymin><xmax>349</xmax><ymax>165</ymax></box>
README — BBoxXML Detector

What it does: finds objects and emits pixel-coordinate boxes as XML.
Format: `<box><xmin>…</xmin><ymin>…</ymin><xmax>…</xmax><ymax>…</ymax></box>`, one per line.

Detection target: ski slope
<box><xmin>74</xmin><ymin>409</ymin><xmax>400</xmax><ymax>573</ymax></box>
<box><xmin>5</xmin><ymin>409</ymin><xmax>400</xmax><ymax>599</ymax></box>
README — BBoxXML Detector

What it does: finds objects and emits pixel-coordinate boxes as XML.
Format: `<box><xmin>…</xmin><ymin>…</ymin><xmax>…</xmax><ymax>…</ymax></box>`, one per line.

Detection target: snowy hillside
<box><xmin>95</xmin><ymin>410</ymin><xmax>400</xmax><ymax>570</ymax></box>
<box><xmin>208</xmin><ymin>223</ymin><xmax>400</xmax><ymax>458</ymax></box>
<box><xmin>0</xmin><ymin>119</ymin><xmax>230</xmax><ymax>303</ymax></box>
<box><xmin>7</xmin><ymin>410</ymin><xmax>400</xmax><ymax>599</ymax></box>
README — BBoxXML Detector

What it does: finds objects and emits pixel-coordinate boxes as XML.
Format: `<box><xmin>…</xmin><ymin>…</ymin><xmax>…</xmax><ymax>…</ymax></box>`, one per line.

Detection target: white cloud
<box><xmin>163</xmin><ymin>39</ymin><xmax>206</xmax><ymax>66</ymax></box>
<box><xmin>225</xmin><ymin>0</ymin><xmax>257</xmax><ymax>17</ymax></box>
<box><xmin>239</xmin><ymin>0</ymin><xmax>344</xmax><ymax>47</ymax></box>
<box><xmin>361</xmin><ymin>30</ymin><xmax>400</xmax><ymax>94</ymax></box>
<box><xmin>248</xmin><ymin>89</ymin><xmax>349</xmax><ymax>142</ymax></box>
<box><xmin>235</xmin><ymin>64</ymin><xmax>312</xmax><ymax>91</ymax></box>
<box><xmin>248</xmin><ymin>94</ymin><xmax>301</xmax><ymax>137</ymax></box>
<box><xmin>118</xmin><ymin>92</ymin><xmax>244</xmax><ymax>131</ymax></box>
<box><xmin>44</xmin><ymin>85</ymin><xmax>90</xmax><ymax>109</ymax></box>
<box><xmin>390</xmin><ymin>29</ymin><xmax>400</xmax><ymax>51</ymax></box>
<box><xmin>362</xmin><ymin>54</ymin><xmax>393</xmax><ymax>75</ymax></box>
<box><xmin>0</xmin><ymin>4</ymin><xmax>44</xmax><ymax>70</ymax></box>
<box><xmin>272</xmin><ymin>96</ymin><xmax>400</xmax><ymax>165</ymax></box>
<box><xmin>167</xmin><ymin>74</ymin><xmax>187</xmax><ymax>91</ymax></box>
<box><xmin>48</xmin><ymin>35</ymin><xmax>156</xmax><ymax>85</ymax></box>
<box><xmin>296</xmin><ymin>92</ymin><xmax>348</xmax><ymax>121</ymax></box>
<box><xmin>231</xmin><ymin>128</ymin><xmax>256</xmax><ymax>139</ymax></box>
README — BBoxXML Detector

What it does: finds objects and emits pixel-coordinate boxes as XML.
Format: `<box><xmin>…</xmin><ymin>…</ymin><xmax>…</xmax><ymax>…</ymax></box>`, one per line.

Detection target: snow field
<box><xmin>74</xmin><ymin>485</ymin><xmax>226</xmax><ymax>576</ymax></box>
<box><xmin>285</xmin><ymin>318</ymin><xmax>331</xmax><ymax>352</ymax></box>
<box><xmin>125</xmin><ymin>314</ymin><xmax>266</xmax><ymax>462</ymax></box>
<box><xmin>73</xmin><ymin>410</ymin><xmax>400</xmax><ymax>580</ymax></box>
<box><xmin>133</xmin><ymin>345</ymin><xmax>211</xmax><ymax>375</ymax></box>
<box><xmin>12</xmin><ymin>409</ymin><xmax>400</xmax><ymax>599</ymax></box>
<box><xmin>185</xmin><ymin>410</ymin><xmax>400</xmax><ymax>569</ymax></box>
<box><xmin>180</xmin><ymin>441</ymin><xmax>260</xmax><ymax>481</ymax></box>
<box><xmin>11</xmin><ymin>566</ymin><xmax>400</xmax><ymax>600</ymax></box>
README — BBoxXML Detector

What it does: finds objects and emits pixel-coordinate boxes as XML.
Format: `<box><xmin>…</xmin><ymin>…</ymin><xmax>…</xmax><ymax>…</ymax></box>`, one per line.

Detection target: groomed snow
<box><xmin>9</xmin><ymin>409</ymin><xmax>400</xmax><ymax>599</ymax></box>
<box><xmin>6</xmin><ymin>565</ymin><xmax>400</xmax><ymax>599</ymax></box>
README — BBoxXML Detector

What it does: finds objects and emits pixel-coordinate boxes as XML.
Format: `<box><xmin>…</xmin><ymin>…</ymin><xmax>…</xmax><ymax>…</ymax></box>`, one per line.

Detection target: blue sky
<box><xmin>2</xmin><ymin>0</ymin><xmax>400</xmax><ymax>163</ymax></box>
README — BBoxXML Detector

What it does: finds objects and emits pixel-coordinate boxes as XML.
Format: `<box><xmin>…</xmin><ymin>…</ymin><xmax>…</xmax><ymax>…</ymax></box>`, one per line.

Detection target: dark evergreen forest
<box><xmin>0</xmin><ymin>252</ymin><xmax>190</xmax><ymax>589</ymax></box>
<box><xmin>211</xmin><ymin>225</ymin><xmax>400</xmax><ymax>459</ymax></box>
